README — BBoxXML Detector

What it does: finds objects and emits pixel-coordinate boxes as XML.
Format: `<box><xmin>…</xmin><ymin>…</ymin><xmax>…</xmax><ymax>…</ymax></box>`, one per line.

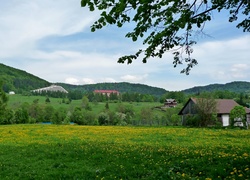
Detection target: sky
<box><xmin>0</xmin><ymin>0</ymin><xmax>249</xmax><ymax>91</ymax></box>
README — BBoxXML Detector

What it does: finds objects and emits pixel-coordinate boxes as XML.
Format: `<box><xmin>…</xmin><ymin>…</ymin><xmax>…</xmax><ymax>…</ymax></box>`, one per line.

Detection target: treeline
<box><xmin>31</xmin><ymin>88</ymin><xmax>250</xmax><ymax>107</ymax></box>
<box><xmin>1</xmin><ymin>97</ymin><xmax>181</xmax><ymax>127</ymax></box>
<box><xmin>160</xmin><ymin>90</ymin><xmax>250</xmax><ymax>107</ymax></box>
<box><xmin>31</xmin><ymin>91</ymin><xmax>158</xmax><ymax>102</ymax></box>
<box><xmin>57</xmin><ymin>82</ymin><xmax>167</xmax><ymax>97</ymax></box>
<box><xmin>0</xmin><ymin>99</ymin><xmax>181</xmax><ymax>126</ymax></box>
<box><xmin>183</xmin><ymin>81</ymin><xmax>250</xmax><ymax>94</ymax></box>
<box><xmin>0</xmin><ymin>80</ymin><xmax>182</xmax><ymax>126</ymax></box>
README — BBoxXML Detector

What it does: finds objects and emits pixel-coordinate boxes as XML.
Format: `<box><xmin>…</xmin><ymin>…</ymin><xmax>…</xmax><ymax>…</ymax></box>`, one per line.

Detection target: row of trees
<box><xmin>1</xmin><ymin>83</ymin><xmax>181</xmax><ymax>126</ymax></box>
<box><xmin>161</xmin><ymin>90</ymin><xmax>250</xmax><ymax>107</ymax></box>
<box><xmin>0</xmin><ymin>101</ymin><xmax>181</xmax><ymax>126</ymax></box>
<box><xmin>31</xmin><ymin>89</ymin><xmax>250</xmax><ymax>107</ymax></box>
<box><xmin>32</xmin><ymin>90</ymin><xmax>158</xmax><ymax>102</ymax></box>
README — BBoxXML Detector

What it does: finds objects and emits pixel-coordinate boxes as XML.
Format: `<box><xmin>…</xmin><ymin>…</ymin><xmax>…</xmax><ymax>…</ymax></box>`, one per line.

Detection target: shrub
<box><xmin>230</xmin><ymin>105</ymin><xmax>246</xmax><ymax>128</ymax></box>
<box><xmin>98</xmin><ymin>112</ymin><xmax>110</xmax><ymax>125</ymax></box>
<box><xmin>83</xmin><ymin>110</ymin><xmax>97</xmax><ymax>125</ymax></box>
<box><xmin>185</xmin><ymin>115</ymin><xmax>199</xmax><ymax>127</ymax></box>
<box><xmin>51</xmin><ymin>108</ymin><xmax>67</xmax><ymax>125</ymax></box>
<box><xmin>70</xmin><ymin>107</ymin><xmax>85</xmax><ymax>125</ymax></box>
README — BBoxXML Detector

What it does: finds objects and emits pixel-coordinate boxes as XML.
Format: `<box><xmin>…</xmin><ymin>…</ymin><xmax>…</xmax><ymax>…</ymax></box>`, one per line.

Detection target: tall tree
<box><xmin>81</xmin><ymin>0</ymin><xmax>249</xmax><ymax>74</ymax></box>
<box><xmin>230</xmin><ymin>105</ymin><xmax>247</xmax><ymax>128</ymax></box>
<box><xmin>195</xmin><ymin>97</ymin><xmax>217</xmax><ymax>127</ymax></box>
<box><xmin>0</xmin><ymin>82</ymin><xmax>8</xmax><ymax>123</ymax></box>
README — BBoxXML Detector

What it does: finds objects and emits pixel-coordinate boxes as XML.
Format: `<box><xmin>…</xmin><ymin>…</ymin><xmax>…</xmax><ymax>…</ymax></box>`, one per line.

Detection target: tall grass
<box><xmin>0</xmin><ymin>125</ymin><xmax>249</xmax><ymax>179</ymax></box>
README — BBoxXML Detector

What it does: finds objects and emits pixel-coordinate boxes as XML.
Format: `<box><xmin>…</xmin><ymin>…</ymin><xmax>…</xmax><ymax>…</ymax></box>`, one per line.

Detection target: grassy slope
<box><xmin>0</xmin><ymin>125</ymin><xmax>249</xmax><ymax>179</ymax></box>
<box><xmin>7</xmin><ymin>94</ymin><xmax>166</xmax><ymax>120</ymax></box>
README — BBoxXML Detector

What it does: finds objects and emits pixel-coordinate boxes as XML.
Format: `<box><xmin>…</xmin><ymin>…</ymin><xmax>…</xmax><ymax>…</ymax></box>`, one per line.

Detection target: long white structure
<box><xmin>31</xmin><ymin>85</ymin><xmax>68</xmax><ymax>93</ymax></box>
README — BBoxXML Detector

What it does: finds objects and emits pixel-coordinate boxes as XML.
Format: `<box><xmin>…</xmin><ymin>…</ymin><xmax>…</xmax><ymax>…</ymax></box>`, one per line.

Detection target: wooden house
<box><xmin>178</xmin><ymin>97</ymin><xmax>250</xmax><ymax>126</ymax></box>
<box><xmin>164</xmin><ymin>99</ymin><xmax>177</xmax><ymax>107</ymax></box>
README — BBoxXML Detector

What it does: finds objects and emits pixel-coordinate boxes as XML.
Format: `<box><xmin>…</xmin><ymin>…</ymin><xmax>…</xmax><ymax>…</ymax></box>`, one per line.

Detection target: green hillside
<box><xmin>2</xmin><ymin>63</ymin><xmax>250</xmax><ymax>96</ymax></box>
<box><xmin>0</xmin><ymin>63</ymin><xmax>167</xmax><ymax>96</ymax></box>
<box><xmin>0</xmin><ymin>63</ymin><xmax>50</xmax><ymax>93</ymax></box>
<box><xmin>182</xmin><ymin>81</ymin><xmax>250</xmax><ymax>94</ymax></box>
<box><xmin>57</xmin><ymin>82</ymin><xmax>167</xmax><ymax>97</ymax></box>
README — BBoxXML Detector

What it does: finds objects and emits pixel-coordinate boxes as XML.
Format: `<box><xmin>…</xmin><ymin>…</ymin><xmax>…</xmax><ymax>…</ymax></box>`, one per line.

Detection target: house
<box><xmin>178</xmin><ymin>97</ymin><xmax>250</xmax><ymax>126</ymax></box>
<box><xmin>31</xmin><ymin>85</ymin><xmax>68</xmax><ymax>93</ymax></box>
<box><xmin>93</xmin><ymin>90</ymin><xmax>119</xmax><ymax>97</ymax></box>
<box><xmin>164</xmin><ymin>99</ymin><xmax>177</xmax><ymax>107</ymax></box>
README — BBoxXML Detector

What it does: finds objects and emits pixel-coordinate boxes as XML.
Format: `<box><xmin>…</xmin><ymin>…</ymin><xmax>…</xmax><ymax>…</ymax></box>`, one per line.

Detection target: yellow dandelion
<box><xmin>243</xmin><ymin>153</ymin><xmax>248</xmax><ymax>157</ymax></box>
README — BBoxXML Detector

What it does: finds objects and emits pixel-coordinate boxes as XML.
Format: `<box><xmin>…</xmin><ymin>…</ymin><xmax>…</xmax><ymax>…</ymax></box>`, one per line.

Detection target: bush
<box><xmin>0</xmin><ymin>109</ymin><xmax>14</xmax><ymax>125</ymax></box>
<box><xmin>98</xmin><ymin>112</ymin><xmax>110</xmax><ymax>125</ymax></box>
<box><xmin>83</xmin><ymin>110</ymin><xmax>97</xmax><ymax>125</ymax></box>
<box><xmin>70</xmin><ymin>107</ymin><xmax>85</xmax><ymax>125</ymax></box>
<box><xmin>14</xmin><ymin>108</ymin><xmax>29</xmax><ymax>124</ymax></box>
<box><xmin>230</xmin><ymin>106</ymin><xmax>246</xmax><ymax>128</ymax></box>
<box><xmin>51</xmin><ymin>108</ymin><xmax>67</xmax><ymax>125</ymax></box>
<box><xmin>185</xmin><ymin>115</ymin><xmax>199</xmax><ymax>127</ymax></box>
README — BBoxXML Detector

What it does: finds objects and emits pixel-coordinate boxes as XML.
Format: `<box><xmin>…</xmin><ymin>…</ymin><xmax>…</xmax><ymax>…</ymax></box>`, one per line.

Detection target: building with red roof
<box><xmin>93</xmin><ymin>90</ymin><xmax>119</xmax><ymax>97</ymax></box>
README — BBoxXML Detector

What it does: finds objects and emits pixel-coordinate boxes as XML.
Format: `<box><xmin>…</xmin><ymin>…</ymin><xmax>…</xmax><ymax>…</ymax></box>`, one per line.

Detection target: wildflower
<box><xmin>243</xmin><ymin>153</ymin><xmax>248</xmax><ymax>157</ymax></box>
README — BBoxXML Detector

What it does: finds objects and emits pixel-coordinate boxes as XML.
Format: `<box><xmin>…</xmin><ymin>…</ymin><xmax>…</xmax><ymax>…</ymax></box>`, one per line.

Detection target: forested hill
<box><xmin>56</xmin><ymin>82</ymin><xmax>168</xmax><ymax>97</ymax></box>
<box><xmin>2</xmin><ymin>63</ymin><xmax>249</xmax><ymax>96</ymax></box>
<box><xmin>182</xmin><ymin>81</ymin><xmax>250</xmax><ymax>94</ymax></box>
<box><xmin>0</xmin><ymin>63</ymin><xmax>167</xmax><ymax>96</ymax></box>
<box><xmin>0</xmin><ymin>63</ymin><xmax>50</xmax><ymax>93</ymax></box>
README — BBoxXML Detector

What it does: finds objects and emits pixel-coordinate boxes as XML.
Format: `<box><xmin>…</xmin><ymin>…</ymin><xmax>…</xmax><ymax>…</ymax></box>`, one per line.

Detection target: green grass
<box><xmin>0</xmin><ymin>125</ymin><xmax>249</xmax><ymax>179</ymax></box>
<box><xmin>7</xmin><ymin>94</ymin><xmax>166</xmax><ymax>121</ymax></box>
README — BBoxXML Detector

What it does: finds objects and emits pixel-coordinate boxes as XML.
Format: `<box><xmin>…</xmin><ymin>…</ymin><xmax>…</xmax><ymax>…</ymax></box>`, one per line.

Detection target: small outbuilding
<box><xmin>164</xmin><ymin>99</ymin><xmax>177</xmax><ymax>108</ymax></box>
<box><xmin>9</xmin><ymin>91</ymin><xmax>15</xmax><ymax>95</ymax></box>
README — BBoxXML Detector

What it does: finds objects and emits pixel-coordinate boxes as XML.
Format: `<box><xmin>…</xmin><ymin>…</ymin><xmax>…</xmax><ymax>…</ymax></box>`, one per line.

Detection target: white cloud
<box><xmin>101</xmin><ymin>78</ymin><xmax>117</xmax><ymax>83</ymax></box>
<box><xmin>65</xmin><ymin>78</ymin><xmax>79</xmax><ymax>85</ymax></box>
<box><xmin>191</xmin><ymin>35</ymin><xmax>250</xmax><ymax>83</ymax></box>
<box><xmin>0</xmin><ymin>0</ymin><xmax>96</xmax><ymax>58</ymax></box>
<box><xmin>120</xmin><ymin>74</ymin><xmax>148</xmax><ymax>82</ymax></box>
<box><xmin>230</xmin><ymin>64</ymin><xmax>249</xmax><ymax>78</ymax></box>
<box><xmin>0</xmin><ymin>1</ymin><xmax>249</xmax><ymax>91</ymax></box>
<box><xmin>82</xmin><ymin>78</ymin><xmax>95</xmax><ymax>84</ymax></box>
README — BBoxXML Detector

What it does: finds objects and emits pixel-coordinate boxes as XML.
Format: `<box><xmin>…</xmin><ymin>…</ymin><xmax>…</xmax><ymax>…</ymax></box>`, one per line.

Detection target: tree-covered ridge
<box><xmin>56</xmin><ymin>82</ymin><xmax>168</xmax><ymax>97</ymax></box>
<box><xmin>0</xmin><ymin>63</ymin><xmax>50</xmax><ymax>93</ymax></box>
<box><xmin>0</xmin><ymin>63</ymin><xmax>167</xmax><ymax>96</ymax></box>
<box><xmin>182</xmin><ymin>81</ymin><xmax>250</xmax><ymax>94</ymax></box>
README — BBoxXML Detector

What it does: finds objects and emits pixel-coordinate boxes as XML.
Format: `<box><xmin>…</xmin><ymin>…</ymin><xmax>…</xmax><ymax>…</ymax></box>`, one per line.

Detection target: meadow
<box><xmin>7</xmin><ymin>94</ymin><xmax>163</xmax><ymax>111</ymax></box>
<box><xmin>7</xmin><ymin>94</ymin><xmax>169</xmax><ymax>125</ymax></box>
<box><xmin>0</xmin><ymin>125</ymin><xmax>249</xmax><ymax>179</ymax></box>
